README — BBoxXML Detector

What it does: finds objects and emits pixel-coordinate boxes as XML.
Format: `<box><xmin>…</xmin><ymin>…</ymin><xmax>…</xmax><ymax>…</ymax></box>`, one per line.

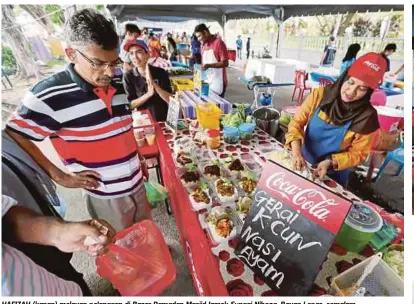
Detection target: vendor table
<box><xmin>154</xmin><ymin>123</ymin><xmax>404</xmax><ymax>296</ymax></box>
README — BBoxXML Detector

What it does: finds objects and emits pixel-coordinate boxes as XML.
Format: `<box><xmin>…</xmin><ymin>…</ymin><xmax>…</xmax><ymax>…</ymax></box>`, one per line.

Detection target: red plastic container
<box><xmin>96</xmin><ymin>220</ymin><xmax>176</xmax><ymax>296</ymax></box>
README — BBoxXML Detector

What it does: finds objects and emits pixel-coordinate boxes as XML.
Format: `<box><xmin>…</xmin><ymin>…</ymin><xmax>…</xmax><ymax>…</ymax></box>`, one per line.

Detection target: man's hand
<box><xmin>52</xmin><ymin>219</ymin><xmax>115</xmax><ymax>255</ymax></box>
<box><xmin>201</xmin><ymin>64</ymin><xmax>211</xmax><ymax>70</ymax></box>
<box><xmin>140</xmin><ymin>159</ymin><xmax>149</xmax><ymax>180</ymax></box>
<box><xmin>313</xmin><ymin>159</ymin><xmax>331</xmax><ymax>180</ymax></box>
<box><xmin>54</xmin><ymin>170</ymin><xmax>101</xmax><ymax>190</ymax></box>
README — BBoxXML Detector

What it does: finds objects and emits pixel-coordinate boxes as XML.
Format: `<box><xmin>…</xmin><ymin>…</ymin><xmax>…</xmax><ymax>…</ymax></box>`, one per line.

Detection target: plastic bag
<box><xmin>144</xmin><ymin>181</ymin><xmax>169</xmax><ymax>207</ymax></box>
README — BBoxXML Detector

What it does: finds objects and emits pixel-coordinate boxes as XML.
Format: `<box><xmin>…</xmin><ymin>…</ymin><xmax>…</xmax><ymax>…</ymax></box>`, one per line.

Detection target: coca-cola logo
<box><xmin>363</xmin><ymin>60</ymin><xmax>381</xmax><ymax>72</ymax></box>
<box><xmin>265</xmin><ymin>172</ymin><xmax>339</xmax><ymax>221</ymax></box>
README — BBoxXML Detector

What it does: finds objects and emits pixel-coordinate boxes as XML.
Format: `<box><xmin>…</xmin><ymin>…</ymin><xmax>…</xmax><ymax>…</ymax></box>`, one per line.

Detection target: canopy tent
<box><xmin>108</xmin><ymin>5</ymin><xmax>403</xmax><ymax>23</ymax></box>
<box><xmin>108</xmin><ymin>5</ymin><xmax>404</xmax><ymax>57</ymax></box>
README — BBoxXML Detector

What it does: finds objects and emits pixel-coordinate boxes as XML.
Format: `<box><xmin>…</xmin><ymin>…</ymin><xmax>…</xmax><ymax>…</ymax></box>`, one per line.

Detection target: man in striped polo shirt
<box><xmin>5</xmin><ymin>9</ymin><xmax>151</xmax><ymax>232</ymax></box>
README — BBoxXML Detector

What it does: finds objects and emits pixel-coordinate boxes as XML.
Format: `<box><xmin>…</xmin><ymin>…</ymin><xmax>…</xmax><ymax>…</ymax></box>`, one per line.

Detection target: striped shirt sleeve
<box><xmin>6</xmin><ymin>90</ymin><xmax>61</xmax><ymax>141</ymax></box>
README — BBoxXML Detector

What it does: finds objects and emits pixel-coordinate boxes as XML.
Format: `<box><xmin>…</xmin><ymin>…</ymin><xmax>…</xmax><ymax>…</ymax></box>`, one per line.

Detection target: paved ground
<box><xmin>1</xmin><ymin>59</ymin><xmax>404</xmax><ymax>296</ymax></box>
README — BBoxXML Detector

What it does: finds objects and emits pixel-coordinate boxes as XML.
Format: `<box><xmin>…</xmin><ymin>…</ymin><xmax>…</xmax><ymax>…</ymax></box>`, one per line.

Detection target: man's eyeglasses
<box><xmin>75</xmin><ymin>49</ymin><xmax>123</xmax><ymax>70</ymax></box>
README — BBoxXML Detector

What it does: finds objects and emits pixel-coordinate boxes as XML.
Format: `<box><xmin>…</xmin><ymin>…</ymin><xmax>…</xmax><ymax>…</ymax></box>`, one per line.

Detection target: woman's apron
<box><xmin>302</xmin><ymin>106</ymin><xmax>352</xmax><ymax>186</ymax></box>
<box><xmin>202</xmin><ymin>48</ymin><xmax>224</xmax><ymax>95</ymax></box>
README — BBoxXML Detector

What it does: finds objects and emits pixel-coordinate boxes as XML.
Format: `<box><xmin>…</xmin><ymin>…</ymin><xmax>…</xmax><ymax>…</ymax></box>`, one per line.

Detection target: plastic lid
<box><xmin>208</xmin><ymin>129</ymin><xmax>220</xmax><ymax>137</ymax></box>
<box><xmin>282</xmin><ymin>105</ymin><xmax>299</xmax><ymax>114</ymax></box>
<box><xmin>223</xmin><ymin>127</ymin><xmax>240</xmax><ymax>136</ymax></box>
<box><xmin>239</xmin><ymin>123</ymin><xmax>255</xmax><ymax>133</ymax></box>
<box><xmin>345</xmin><ymin>202</ymin><xmax>383</xmax><ymax>233</ymax></box>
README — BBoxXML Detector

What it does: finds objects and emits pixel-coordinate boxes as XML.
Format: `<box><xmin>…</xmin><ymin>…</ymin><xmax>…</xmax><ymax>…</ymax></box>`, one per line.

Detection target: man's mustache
<box><xmin>98</xmin><ymin>76</ymin><xmax>113</xmax><ymax>82</ymax></box>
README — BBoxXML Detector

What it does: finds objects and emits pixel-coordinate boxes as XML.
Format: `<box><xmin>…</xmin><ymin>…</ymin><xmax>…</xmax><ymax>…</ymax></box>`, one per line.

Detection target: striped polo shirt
<box><xmin>2</xmin><ymin>195</ymin><xmax>82</xmax><ymax>296</ymax></box>
<box><xmin>6</xmin><ymin>64</ymin><xmax>142</xmax><ymax>199</ymax></box>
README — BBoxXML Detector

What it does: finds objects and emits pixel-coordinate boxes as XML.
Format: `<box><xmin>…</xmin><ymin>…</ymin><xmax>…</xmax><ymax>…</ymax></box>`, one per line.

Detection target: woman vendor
<box><xmin>285</xmin><ymin>53</ymin><xmax>387</xmax><ymax>186</ymax></box>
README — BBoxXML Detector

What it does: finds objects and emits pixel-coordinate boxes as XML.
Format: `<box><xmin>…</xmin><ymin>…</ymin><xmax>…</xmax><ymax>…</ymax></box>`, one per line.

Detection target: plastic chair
<box><xmin>318</xmin><ymin>77</ymin><xmax>334</xmax><ymax>87</ymax></box>
<box><xmin>376</xmin><ymin>132</ymin><xmax>404</xmax><ymax>182</ymax></box>
<box><xmin>292</xmin><ymin>70</ymin><xmax>311</xmax><ymax>105</ymax></box>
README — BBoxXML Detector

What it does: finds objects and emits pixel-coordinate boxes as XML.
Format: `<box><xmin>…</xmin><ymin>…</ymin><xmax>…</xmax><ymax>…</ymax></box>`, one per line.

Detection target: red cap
<box><xmin>123</xmin><ymin>39</ymin><xmax>149</xmax><ymax>53</ymax></box>
<box><xmin>347</xmin><ymin>52</ymin><xmax>387</xmax><ymax>89</ymax></box>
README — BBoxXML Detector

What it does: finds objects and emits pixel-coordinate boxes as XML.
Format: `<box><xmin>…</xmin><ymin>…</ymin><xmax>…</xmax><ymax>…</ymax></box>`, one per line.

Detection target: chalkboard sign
<box><xmin>235</xmin><ymin>160</ymin><xmax>352</xmax><ymax>296</ymax></box>
<box><xmin>166</xmin><ymin>97</ymin><xmax>181</xmax><ymax>132</ymax></box>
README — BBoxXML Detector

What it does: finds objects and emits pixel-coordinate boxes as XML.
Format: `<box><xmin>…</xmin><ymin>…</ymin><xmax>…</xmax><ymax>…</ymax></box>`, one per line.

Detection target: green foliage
<box><xmin>96</xmin><ymin>5</ymin><xmax>105</xmax><ymax>11</ymax></box>
<box><xmin>2</xmin><ymin>45</ymin><xmax>17</xmax><ymax>69</ymax></box>
<box><xmin>44</xmin><ymin>4</ymin><xmax>64</xmax><ymax>25</ymax></box>
<box><xmin>352</xmin><ymin>17</ymin><xmax>373</xmax><ymax>37</ymax></box>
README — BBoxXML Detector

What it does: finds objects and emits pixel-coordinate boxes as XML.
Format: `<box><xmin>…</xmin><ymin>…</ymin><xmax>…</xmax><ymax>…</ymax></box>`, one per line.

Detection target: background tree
<box><xmin>44</xmin><ymin>4</ymin><xmax>65</xmax><ymax>26</ymax></box>
<box><xmin>19</xmin><ymin>5</ymin><xmax>56</xmax><ymax>34</ymax></box>
<box><xmin>352</xmin><ymin>17</ymin><xmax>373</xmax><ymax>37</ymax></box>
<box><xmin>1</xmin><ymin>5</ymin><xmax>41</xmax><ymax>79</ymax></box>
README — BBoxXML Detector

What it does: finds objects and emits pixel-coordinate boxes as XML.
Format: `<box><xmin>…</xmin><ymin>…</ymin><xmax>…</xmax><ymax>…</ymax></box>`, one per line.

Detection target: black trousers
<box><xmin>246</xmin><ymin>49</ymin><xmax>250</xmax><ymax>59</ymax></box>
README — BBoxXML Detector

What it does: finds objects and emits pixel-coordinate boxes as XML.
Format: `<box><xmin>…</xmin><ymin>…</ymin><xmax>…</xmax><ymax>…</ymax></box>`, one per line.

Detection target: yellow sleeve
<box><xmin>332</xmin><ymin>131</ymin><xmax>376</xmax><ymax>171</ymax></box>
<box><xmin>285</xmin><ymin>88</ymin><xmax>324</xmax><ymax>149</ymax></box>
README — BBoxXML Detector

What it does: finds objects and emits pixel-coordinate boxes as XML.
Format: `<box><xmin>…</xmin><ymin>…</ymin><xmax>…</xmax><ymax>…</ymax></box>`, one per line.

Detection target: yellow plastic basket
<box><xmin>171</xmin><ymin>78</ymin><xmax>194</xmax><ymax>91</ymax></box>
<box><xmin>196</xmin><ymin>102</ymin><xmax>222</xmax><ymax>129</ymax></box>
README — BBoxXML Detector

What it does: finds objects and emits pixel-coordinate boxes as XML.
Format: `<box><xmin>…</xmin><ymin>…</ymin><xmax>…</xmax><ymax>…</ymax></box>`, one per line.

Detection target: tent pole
<box><xmin>221</xmin><ymin>14</ymin><xmax>227</xmax><ymax>42</ymax></box>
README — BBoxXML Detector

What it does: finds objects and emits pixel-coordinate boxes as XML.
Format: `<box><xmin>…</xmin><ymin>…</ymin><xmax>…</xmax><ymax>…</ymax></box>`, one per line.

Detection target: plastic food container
<box><xmin>134</xmin><ymin>129</ymin><xmax>145</xmax><ymax>140</ymax></box>
<box><xmin>238</xmin><ymin>123</ymin><xmax>255</xmax><ymax>140</ymax></box>
<box><xmin>204</xmin><ymin>206</ymin><xmax>239</xmax><ymax>244</ymax></box>
<box><xmin>199</xmin><ymin>161</ymin><xmax>223</xmax><ymax>181</ymax></box>
<box><xmin>137</xmin><ymin>137</ymin><xmax>146</xmax><ymax>147</ymax></box>
<box><xmin>206</xmin><ymin>129</ymin><xmax>221</xmax><ymax>149</ymax></box>
<box><xmin>330</xmin><ymin>253</ymin><xmax>403</xmax><ymax>296</ymax></box>
<box><xmin>188</xmin><ymin>186</ymin><xmax>213</xmax><ymax>211</ymax></box>
<box><xmin>382</xmin><ymin>244</ymin><xmax>404</xmax><ymax>278</ymax></box>
<box><xmin>280</xmin><ymin>105</ymin><xmax>298</xmax><ymax>127</ymax></box>
<box><xmin>336</xmin><ymin>202</ymin><xmax>383</xmax><ymax>253</ymax></box>
<box><xmin>96</xmin><ymin>220</ymin><xmax>176</xmax><ymax>296</ymax></box>
<box><xmin>214</xmin><ymin>178</ymin><xmax>239</xmax><ymax>204</ymax></box>
<box><xmin>223</xmin><ymin>126</ymin><xmax>240</xmax><ymax>144</ymax></box>
<box><xmin>146</xmin><ymin>134</ymin><xmax>156</xmax><ymax>146</ymax></box>
<box><xmin>176</xmin><ymin>167</ymin><xmax>202</xmax><ymax>190</ymax></box>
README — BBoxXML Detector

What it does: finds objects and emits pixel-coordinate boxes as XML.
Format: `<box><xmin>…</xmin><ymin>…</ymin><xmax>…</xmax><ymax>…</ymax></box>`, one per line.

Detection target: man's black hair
<box><xmin>384</xmin><ymin>43</ymin><xmax>397</xmax><ymax>52</ymax></box>
<box><xmin>194</xmin><ymin>23</ymin><xmax>210</xmax><ymax>34</ymax></box>
<box><xmin>125</xmin><ymin>23</ymin><xmax>141</xmax><ymax>35</ymax></box>
<box><xmin>65</xmin><ymin>8</ymin><xmax>119</xmax><ymax>50</ymax></box>
<box><xmin>149</xmin><ymin>32</ymin><xmax>154</xmax><ymax>37</ymax></box>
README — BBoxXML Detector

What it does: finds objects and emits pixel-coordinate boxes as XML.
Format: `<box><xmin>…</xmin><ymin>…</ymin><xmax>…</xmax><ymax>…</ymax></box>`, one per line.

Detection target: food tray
<box><xmin>221</xmin><ymin>158</ymin><xmax>246</xmax><ymax>179</ymax></box>
<box><xmin>174</xmin><ymin>151</ymin><xmax>198</xmax><ymax>168</ymax></box>
<box><xmin>201</xmin><ymin>206</ymin><xmax>240</xmax><ymax>245</ymax></box>
<box><xmin>198</xmin><ymin>161</ymin><xmax>225</xmax><ymax>181</ymax></box>
<box><xmin>236</xmin><ymin>172</ymin><xmax>259</xmax><ymax>197</ymax></box>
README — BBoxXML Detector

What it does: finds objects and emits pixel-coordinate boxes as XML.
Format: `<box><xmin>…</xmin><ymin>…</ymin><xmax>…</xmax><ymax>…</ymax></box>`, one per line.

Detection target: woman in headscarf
<box><xmin>285</xmin><ymin>53</ymin><xmax>387</xmax><ymax>186</ymax></box>
<box><xmin>166</xmin><ymin>32</ymin><xmax>178</xmax><ymax>61</ymax></box>
<box><xmin>340</xmin><ymin>43</ymin><xmax>361</xmax><ymax>75</ymax></box>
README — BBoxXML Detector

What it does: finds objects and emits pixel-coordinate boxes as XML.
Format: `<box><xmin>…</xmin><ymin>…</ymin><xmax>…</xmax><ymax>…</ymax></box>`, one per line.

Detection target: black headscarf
<box><xmin>319</xmin><ymin>69</ymin><xmax>380</xmax><ymax>135</ymax></box>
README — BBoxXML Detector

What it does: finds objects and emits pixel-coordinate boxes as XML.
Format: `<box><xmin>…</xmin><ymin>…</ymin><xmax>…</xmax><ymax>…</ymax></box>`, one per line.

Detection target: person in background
<box><xmin>194</xmin><ymin>23</ymin><xmax>229</xmax><ymax>98</ymax></box>
<box><xmin>123</xmin><ymin>39</ymin><xmax>173</xmax><ymax>122</ymax></box>
<box><xmin>141</xmin><ymin>29</ymin><xmax>149</xmax><ymax>44</ymax></box>
<box><xmin>381</xmin><ymin>43</ymin><xmax>397</xmax><ymax>72</ymax></box>
<box><xmin>160</xmin><ymin>45</ymin><xmax>169</xmax><ymax>60</ymax></box>
<box><xmin>2</xmin><ymin>195</ymin><xmax>115</xmax><ymax>296</ymax></box>
<box><xmin>148</xmin><ymin>32</ymin><xmax>161</xmax><ymax>58</ymax></box>
<box><xmin>175</xmin><ymin>33</ymin><xmax>181</xmax><ymax>42</ymax></box>
<box><xmin>286</xmin><ymin>53</ymin><xmax>386</xmax><ymax>186</ymax></box>
<box><xmin>246</xmin><ymin>37</ymin><xmax>251</xmax><ymax>59</ymax></box>
<box><xmin>5</xmin><ymin>9</ymin><xmax>151</xmax><ymax>233</ymax></box>
<box><xmin>320</xmin><ymin>36</ymin><xmax>337</xmax><ymax>67</ymax></box>
<box><xmin>340</xmin><ymin>43</ymin><xmax>361</xmax><ymax>75</ymax></box>
<box><xmin>167</xmin><ymin>32</ymin><xmax>178</xmax><ymax>61</ymax></box>
<box><xmin>120</xmin><ymin>23</ymin><xmax>141</xmax><ymax>72</ymax></box>
<box><xmin>181</xmin><ymin>32</ymin><xmax>189</xmax><ymax>44</ymax></box>
<box><xmin>190</xmin><ymin>33</ymin><xmax>201</xmax><ymax>68</ymax></box>
<box><xmin>236</xmin><ymin>35</ymin><xmax>243</xmax><ymax>60</ymax></box>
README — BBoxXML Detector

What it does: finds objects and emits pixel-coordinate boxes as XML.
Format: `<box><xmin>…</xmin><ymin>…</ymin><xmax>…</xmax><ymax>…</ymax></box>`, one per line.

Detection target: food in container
<box><xmin>206</xmin><ymin>207</ymin><xmax>237</xmax><ymax>243</ymax></box>
<box><xmin>214</xmin><ymin>178</ymin><xmax>238</xmax><ymax>203</ymax></box>
<box><xmin>223</xmin><ymin>126</ymin><xmax>240</xmax><ymax>144</ymax></box>
<box><xmin>224</xmin><ymin>157</ymin><xmax>245</xmax><ymax>176</ymax></box>
<box><xmin>176</xmin><ymin>151</ymin><xmax>194</xmax><ymax>166</ymax></box>
<box><xmin>238</xmin><ymin>176</ymin><xmax>257</xmax><ymax>196</ymax></box>
<box><xmin>206</xmin><ymin>129</ymin><xmax>221</xmax><ymax>149</ymax></box>
<box><xmin>146</xmin><ymin>134</ymin><xmax>156</xmax><ymax>146</ymax></box>
<box><xmin>189</xmin><ymin>183</ymin><xmax>212</xmax><ymax>211</ymax></box>
<box><xmin>202</xmin><ymin>162</ymin><xmax>222</xmax><ymax>180</ymax></box>
<box><xmin>335</xmin><ymin>202</ymin><xmax>383</xmax><ymax>253</ymax></box>
<box><xmin>179</xmin><ymin>168</ymin><xmax>201</xmax><ymax>187</ymax></box>
<box><xmin>238</xmin><ymin>123</ymin><xmax>255</xmax><ymax>140</ymax></box>
<box><xmin>236</xmin><ymin>196</ymin><xmax>253</xmax><ymax>220</ymax></box>
<box><xmin>383</xmin><ymin>244</ymin><xmax>404</xmax><ymax>278</ymax></box>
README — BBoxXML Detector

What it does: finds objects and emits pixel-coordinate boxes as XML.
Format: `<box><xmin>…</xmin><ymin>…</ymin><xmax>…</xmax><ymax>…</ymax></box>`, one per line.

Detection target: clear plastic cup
<box><xmin>146</xmin><ymin>134</ymin><xmax>156</xmax><ymax>146</ymax></box>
